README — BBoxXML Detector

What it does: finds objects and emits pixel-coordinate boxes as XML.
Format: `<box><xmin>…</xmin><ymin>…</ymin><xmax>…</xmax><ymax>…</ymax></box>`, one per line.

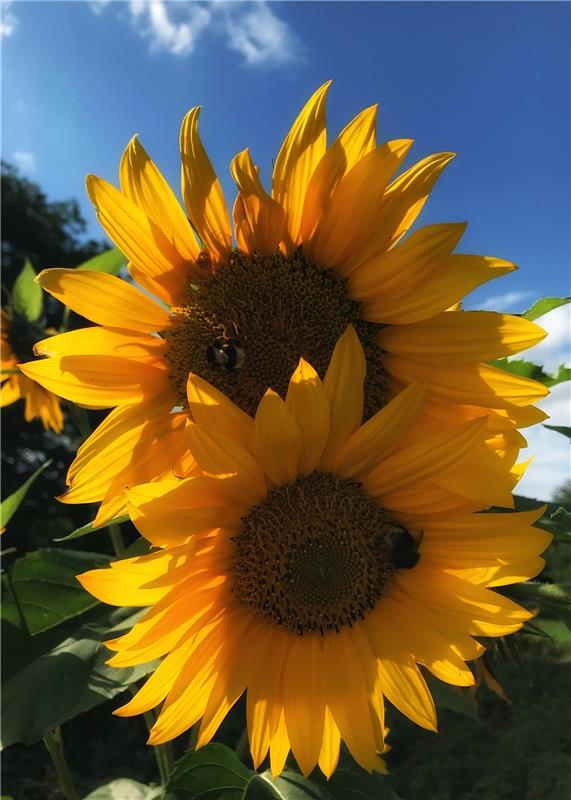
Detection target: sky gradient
<box><xmin>2</xmin><ymin>0</ymin><xmax>570</xmax><ymax>497</ymax></box>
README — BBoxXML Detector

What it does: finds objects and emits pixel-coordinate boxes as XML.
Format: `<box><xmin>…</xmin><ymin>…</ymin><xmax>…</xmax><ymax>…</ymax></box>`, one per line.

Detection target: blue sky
<box><xmin>2</xmin><ymin>0</ymin><xmax>570</xmax><ymax>496</ymax></box>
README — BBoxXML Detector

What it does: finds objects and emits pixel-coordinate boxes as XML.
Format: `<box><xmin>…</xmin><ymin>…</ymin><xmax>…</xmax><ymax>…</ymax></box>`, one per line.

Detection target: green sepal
<box><xmin>12</xmin><ymin>259</ymin><xmax>43</xmax><ymax>321</ymax></box>
<box><xmin>77</xmin><ymin>248</ymin><xmax>127</xmax><ymax>275</ymax></box>
<box><xmin>0</xmin><ymin>459</ymin><xmax>52</xmax><ymax>532</ymax></box>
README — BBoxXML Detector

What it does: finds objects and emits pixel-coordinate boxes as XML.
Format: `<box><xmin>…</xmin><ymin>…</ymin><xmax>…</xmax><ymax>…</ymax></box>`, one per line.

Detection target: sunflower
<box><xmin>1</xmin><ymin>310</ymin><xmax>63</xmax><ymax>433</ymax></box>
<box><xmin>78</xmin><ymin>328</ymin><xmax>550</xmax><ymax>778</ymax></box>
<box><xmin>22</xmin><ymin>82</ymin><xmax>547</xmax><ymax>523</ymax></box>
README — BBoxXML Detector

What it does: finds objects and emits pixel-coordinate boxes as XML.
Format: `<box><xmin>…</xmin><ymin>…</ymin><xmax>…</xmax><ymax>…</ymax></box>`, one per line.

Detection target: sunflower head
<box><xmin>78</xmin><ymin>327</ymin><xmax>550</xmax><ymax>779</ymax></box>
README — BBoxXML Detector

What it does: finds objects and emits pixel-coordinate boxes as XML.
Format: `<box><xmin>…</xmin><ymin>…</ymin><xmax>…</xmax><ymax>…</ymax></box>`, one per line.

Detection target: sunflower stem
<box><xmin>235</xmin><ymin>726</ymin><xmax>250</xmax><ymax>762</ymax></box>
<box><xmin>133</xmin><ymin>690</ymin><xmax>175</xmax><ymax>786</ymax></box>
<box><xmin>108</xmin><ymin>522</ymin><xmax>125</xmax><ymax>557</ymax></box>
<box><xmin>43</xmin><ymin>727</ymin><xmax>79</xmax><ymax>800</ymax></box>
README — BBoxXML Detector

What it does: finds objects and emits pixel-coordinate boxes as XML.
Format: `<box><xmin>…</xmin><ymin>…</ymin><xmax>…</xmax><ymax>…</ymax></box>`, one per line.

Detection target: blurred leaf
<box><xmin>83</xmin><ymin>779</ymin><xmax>163</xmax><ymax>800</ymax></box>
<box><xmin>551</xmin><ymin>507</ymin><xmax>571</xmax><ymax>536</ymax></box>
<box><xmin>512</xmin><ymin>496</ymin><xmax>570</xmax><ymax>541</ymax></box>
<box><xmin>425</xmin><ymin>674</ymin><xmax>479</xmax><ymax>720</ymax></box>
<box><xmin>12</xmin><ymin>259</ymin><xmax>43</xmax><ymax>321</ymax></box>
<box><xmin>78</xmin><ymin>248</ymin><xmax>126</xmax><ymax>275</ymax></box>
<box><xmin>0</xmin><ymin>459</ymin><xmax>52</xmax><ymax>532</ymax></box>
<box><xmin>489</xmin><ymin>359</ymin><xmax>569</xmax><ymax>388</ymax></box>
<box><xmin>504</xmin><ymin>581</ymin><xmax>571</xmax><ymax>630</ymax></box>
<box><xmin>522</xmin><ymin>296</ymin><xmax>570</xmax><ymax>321</ymax></box>
<box><xmin>248</xmin><ymin>771</ymin><xmax>331</xmax><ymax>800</ymax></box>
<box><xmin>543</xmin><ymin>425</ymin><xmax>571</xmax><ymax>440</ymax></box>
<box><xmin>54</xmin><ymin>514</ymin><xmax>130</xmax><ymax>542</ymax></box>
<box><xmin>1</xmin><ymin>606</ymin><xmax>154</xmax><ymax>748</ymax></box>
<box><xmin>313</xmin><ymin>767</ymin><xmax>401</xmax><ymax>800</ymax></box>
<box><xmin>2</xmin><ymin>548</ymin><xmax>108</xmax><ymax>634</ymax></box>
<box><xmin>545</xmin><ymin>365</ymin><xmax>571</xmax><ymax>387</ymax></box>
<box><xmin>166</xmin><ymin>743</ymin><xmax>252</xmax><ymax>799</ymax></box>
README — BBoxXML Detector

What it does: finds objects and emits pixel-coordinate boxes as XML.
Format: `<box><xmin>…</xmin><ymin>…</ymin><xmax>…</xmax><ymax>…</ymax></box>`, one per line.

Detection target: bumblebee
<box><xmin>206</xmin><ymin>337</ymin><xmax>246</xmax><ymax>371</ymax></box>
<box><xmin>386</xmin><ymin>523</ymin><xmax>422</xmax><ymax>570</ymax></box>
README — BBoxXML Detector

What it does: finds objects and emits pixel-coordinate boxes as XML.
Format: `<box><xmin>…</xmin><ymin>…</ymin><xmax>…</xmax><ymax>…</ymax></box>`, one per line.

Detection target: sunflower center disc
<box><xmin>164</xmin><ymin>249</ymin><xmax>389</xmax><ymax>418</ymax></box>
<box><xmin>231</xmin><ymin>472</ymin><xmax>407</xmax><ymax>636</ymax></box>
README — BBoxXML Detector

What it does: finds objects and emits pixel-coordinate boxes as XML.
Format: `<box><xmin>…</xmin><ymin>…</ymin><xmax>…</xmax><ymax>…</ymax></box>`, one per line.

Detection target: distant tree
<box><xmin>1</xmin><ymin>163</ymin><xmax>107</xmax><ymax>549</ymax></box>
<box><xmin>1</xmin><ymin>160</ymin><xmax>104</xmax><ymax>290</ymax></box>
<box><xmin>552</xmin><ymin>479</ymin><xmax>571</xmax><ymax>507</ymax></box>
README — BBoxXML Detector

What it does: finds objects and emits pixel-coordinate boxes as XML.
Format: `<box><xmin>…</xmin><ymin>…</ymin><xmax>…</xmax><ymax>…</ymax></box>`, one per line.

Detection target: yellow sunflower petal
<box><xmin>379</xmin><ymin>311</ymin><xmax>546</xmax><ymax>363</ymax></box>
<box><xmin>366</xmin><ymin>418</ymin><xmax>487</xmax><ymax>497</ymax></box>
<box><xmin>230</xmin><ymin>148</ymin><xmax>286</xmax><ymax>254</ymax></box>
<box><xmin>272</xmin><ymin>81</ymin><xmax>331</xmax><ymax>248</ymax></box>
<box><xmin>180</xmin><ymin>107</ymin><xmax>231</xmax><ymax>262</ymax></box>
<box><xmin>36</xmin><ymin>269</ymin><xmax>170</xmax><ymax>333</ymax></box>
<box><xmin>285</xmin><ymin>358</ymin><xmax>331</xmax><ymax>475</ymax></box>
<box><xmin>347</xmin><ymin>152</ymin><xmax>455</xmax><ymax>271</ymax></box>
<box><xmin>323</xmin><ymin>628</ymin><xmax>379</xmax><ymax>771</ymax></box>
<box><xmin>331</xmin><ymin>381</ymin><xmax>426</xmax><ymax>479</ymax></box>
<box><xmin>86</xmin><ymin>175</ymin><xmax>186</xmax><ymax>305</ymax></box>
<box><xmin>186</xmin><ymin>372</ymin><xmax>254</xmax><ymax>453</ymax></box>
<box><xmin>253</xmin><ymin>389</ymin><xmax>302</xmax><ymax>485</ymax></box>
<box><xmin>120</xmin><ymin>135</ymin><xmax>200</xmax><ymax>265</ymax></box>
<box><xmin>300</xmin><ymin>104</ymin><xmax>377</xmax><ymax>242</ymax></box>
<box><xmin>310</xmin><ymin>139</ymin><xmax>413</xmax><ymax>272</ymax></box>
<box><xmin>365</xmin><ymin>606</ymin><xmax>438</xmax><ymax>731</ymax></box>
<box><xmin>383</xmin><ymin>356</ymin><xmax>549</xmax><ymax>408</ymax></box>
<box><xmin>320</xmin><ymin>326</ymin><xmax>366</xmax><ymax>469</ymax></box>
<box><xmin>318</xmin><ymin>706</ymin><xmax>341</xmax><ymax>779</ymax></box>
<box><xmin>20</xmin><ymin>354</ymin><xmax>170</xmax><ymax>409</ymax></box>
<box><xmin>283</xmin><ymin>635</ymin><xmax>325</xmax><ymax>777</ymax></box>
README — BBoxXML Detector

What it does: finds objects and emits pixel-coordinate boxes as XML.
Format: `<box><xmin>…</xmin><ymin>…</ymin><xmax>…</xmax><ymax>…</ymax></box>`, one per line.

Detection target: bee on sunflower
<box><xmin>78</xmin><ymin>328</ymin><xmax>550</xmax><ymax>778</ymax></box>
<box><xmin>21</xmin><ymin>82</ymin><xmax>547</xmax><ymax>524</ymax></box>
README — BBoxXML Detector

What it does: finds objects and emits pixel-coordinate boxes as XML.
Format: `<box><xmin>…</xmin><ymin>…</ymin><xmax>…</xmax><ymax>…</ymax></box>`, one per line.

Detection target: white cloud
<box><xmin>521</xmin><ymin>304</ymin><xmax>570</xmax><ymax>374</ymax></box>
<box><xmin>128</xmin><ymin>0</ymin><xmax>211</xmax><ymax>56</ymax></box>
<box><xmin>514</xmin><ymin>306</ymin><xmax>571</xmax><ymax>500</ymax></box>
<box><xmin>220</xmin><ymin>1</ymin><xmax>304</xmax><ymax>67</ymax></box>
<box><xmin>13</xmin><ymin>150</ymin><xmax>36</xmax><ymax>172</ymax></box>
<box><xmin>476</xmin><ymin>290</ymin><xmax>534</xmax><ymax>313</ymax></box>
<box><xmin>91</xmin><ymin>0</ymin><xmax>302</xmax><ymax>66</ymax></box>
<box><xmin>89</xmin><ymin>0</ymin><xmax>112</xmax><ymax>16</ymax></box>
<box><xmin>1</xmin><ymin>1</ymin><xmax>17</xmax><ymax>38</ymax></box>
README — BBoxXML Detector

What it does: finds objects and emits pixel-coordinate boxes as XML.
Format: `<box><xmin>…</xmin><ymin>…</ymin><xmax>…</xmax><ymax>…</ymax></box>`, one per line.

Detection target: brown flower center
<box><xmin>164</xmin><ymin>249</ymin><xmax>389</xmax><ymax>419</ymax></box>
<box><xmin>230</xmin><ymin>472</ymin><xmax>420</xmax><ymax>636</ymax></box>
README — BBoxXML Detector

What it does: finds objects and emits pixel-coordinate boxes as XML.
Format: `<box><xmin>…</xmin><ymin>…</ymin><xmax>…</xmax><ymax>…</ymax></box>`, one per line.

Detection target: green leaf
<box><xmin>504</xmin><ymin>581</ymin><xmax>571</xmax><ymax>630</ymax></box>
<box><xmin>543</xmin><ymin>425</ymin><xmax>571</xmax><ymax>440</ymax></box>
<box><xmin>166</xmin><ymin>743</ymin><xmax>252</xmax><ymax>799</ymax></box>
<box><xmin>522</xmin><ymin>296</ymin><xmax>571</xmax><ymax>321</ymax></box>
<box><xmin>54</xmin><ymin>514</ymin><xmax>130</xmax><ymax>542</ymax></box>
<box><xmin>78</xmin><ymin>248</ymin><xmax>126</xmax><ymax>275</ymax></box>
<box><xmin>84</xmin><ymin>779</ymin><xmax>163</xmax><ymax>800</ymax></box>
<box><xmin>545</xmin><ymin>365</ymin><xmax>571</xmax><ymax>387</ymax></box>
<box><xmin>489</xmin><ymin>359</ymin><xmax>569</xmax><ymax>388</ymax></box>
<box><xmin>1</xmin><ymin>606</ymin><xmax>155</xmax><ymax>747</ymax></box>
<box><xmin>12</xmin><ymin>259</ymin><xmax>43</xmax><ymax>321</ymax></box>
<box><xmin>314</xmin><ymin>769</ymin><xmax>402</xmax><ymax>800</ymax></box>
<box><xmin>2</xmin><ymin>548</ymin><xmax>109</xmax><ymax>635</ymax></box>
<box><xmin>0</xmin><ymin>459</ymin><xmax>52</xmax><ymax>531</ymax></box>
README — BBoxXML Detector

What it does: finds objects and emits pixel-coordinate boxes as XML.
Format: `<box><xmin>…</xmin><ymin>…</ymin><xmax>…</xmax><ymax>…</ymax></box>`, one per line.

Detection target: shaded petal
<box><xmin>300</xmin><ymin>104</ymin><xmax>377</xmax><ymax>242</ymax></box>
<box><xmin>379</xmin><ymin>312</ymin><xmax>546</xmax><ymax>364</ymax></box>
<box><xmin>230</xmin><ymin>148</ymin><xmax>286</xmax><ymax>254</ymax></box>
<box><xmin>331</xmin><ymin>381</ymin><xmax>426</xmax><ymax>479</ymax></box>
<box><xmin>272</xmin><ymin>81</ymin><xmax>331</xmax><ymax>247</ymax></box>
<box><xmin>320</xmin><ymin>326</ymin><xmax>366</xmax><ymax>469</ymax></box>
<box><xmin>187</xmin><ymin>372</ymin><xmax>254</xmax><ymax>453</ymax></box>
<box><xmin>253</xmin><ymin>389</ymin><xmax>302</xmax><ymax>485</ymax></box>
<box><xmin>285</xmin><ymin>358</ymin><xmax>330</xmax><ymax>475</ymax></box>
